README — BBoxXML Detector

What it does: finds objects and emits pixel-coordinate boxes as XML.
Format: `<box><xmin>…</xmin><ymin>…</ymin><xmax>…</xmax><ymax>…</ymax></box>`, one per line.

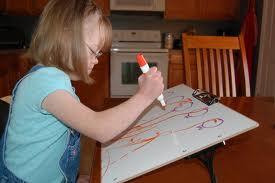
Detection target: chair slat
<box><xmin>223</xmin><ymin>49</ymin><xmax>230</xmax><ymax>96</ymax></box>
<box><xmin>216</xmin><ymin>49</ymin><xmax>224</xmax><ymax>97</ymax></box>
<box><xmin>196</xmin><ymin>48</ymin><xmax>203</xmax><ymax>89</ymax></box>
<box><xmin>239</xmin><ymin>34</ymin><xmax>251</xmax><ymax>96</ymax></box>
<box><xmin>183</xmin><ymin>39</ymin><xmax>192</xmax><ymax>86</ymax></box>
<box><xmin>203</xmin><ymin>48</ymin><xmax>210</xmax><ymax>92</ymax></box>
<box><xmin>209</xmin><ymin>49</ymin><xmax>216</xmax><ymax>95</ymax></box>
<box><xmin>182</xmin><ymin>33</ymin><xmax>251</xmax><ymax>97</ymax></box>
<box><xmin>229</xmin><ymin>49</ymin><xmax>237</xmax><ymax>97</ymax></box>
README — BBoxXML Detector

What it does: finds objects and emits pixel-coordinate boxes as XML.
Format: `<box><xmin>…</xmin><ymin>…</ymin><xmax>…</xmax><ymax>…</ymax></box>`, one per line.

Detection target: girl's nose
<box><xmin>93</xmin><ymin>57</ymin><xmax>99</xmax><ymax>64</ymax></box>
<box><xmin>89</xmin><ymin>57</ymin><xmax>98</xmax><ymax>67</ymax></box>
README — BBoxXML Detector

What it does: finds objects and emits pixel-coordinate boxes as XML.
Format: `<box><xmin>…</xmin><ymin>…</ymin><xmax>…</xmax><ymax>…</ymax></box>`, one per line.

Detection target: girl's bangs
<box><xmin>98</xmin><ymin>16</ymin><xmax>112</xmax><ymax>53</ymax></box>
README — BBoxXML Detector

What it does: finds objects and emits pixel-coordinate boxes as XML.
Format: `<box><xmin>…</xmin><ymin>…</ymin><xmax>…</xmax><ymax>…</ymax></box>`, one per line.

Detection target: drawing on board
<box><xmin>101</xmin><ymin>84</ymin><xmax>258</xmax><ymax>183</ymax></box>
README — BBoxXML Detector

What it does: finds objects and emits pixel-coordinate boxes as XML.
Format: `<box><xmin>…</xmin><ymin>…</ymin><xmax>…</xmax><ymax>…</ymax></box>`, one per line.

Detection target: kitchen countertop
<box><xmin>0</xmin><ymin>96</ymin><xmax>11</xmax><ymax>103</ymax></box>
<box><xmin>0</xmin><ymin>49</ymin><xmax>27</xmax><ymax>55</ymax></box>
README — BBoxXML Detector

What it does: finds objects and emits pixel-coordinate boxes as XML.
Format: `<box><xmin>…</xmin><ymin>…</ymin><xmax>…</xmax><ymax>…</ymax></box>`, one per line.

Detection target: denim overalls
<box><xmin>0</xmin><ymin>65</ymin><xmax>81</xmax><ymax>183</ymax></box>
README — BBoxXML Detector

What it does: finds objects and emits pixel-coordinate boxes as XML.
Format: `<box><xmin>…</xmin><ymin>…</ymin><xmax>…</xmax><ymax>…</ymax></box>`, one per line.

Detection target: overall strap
<box><xmin>0</xmin><ymin>64</ymin><xmax>45</xmax><ymax>183</ymax></box>
<box><xmin>11</xmin><ymin>65</ymin><xmax>44</xmax><ymax>97</ymax></box>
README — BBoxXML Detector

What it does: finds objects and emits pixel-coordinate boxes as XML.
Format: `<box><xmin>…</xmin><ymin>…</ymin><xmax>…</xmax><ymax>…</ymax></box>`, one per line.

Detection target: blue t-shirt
<box><xmin>4</xmin><ymin>67</ymin><xmax>79</xmax><ymax>182</ymax></box>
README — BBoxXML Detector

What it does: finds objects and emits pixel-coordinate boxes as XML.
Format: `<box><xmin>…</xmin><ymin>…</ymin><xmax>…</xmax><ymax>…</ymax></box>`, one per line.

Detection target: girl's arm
<box><xmin>43</xmin><ymin>90</ymin><xmax>152</xmax><ymax>143</ymax></box>
<box><xmin>42</xmin><ymin>67</ymin><xmax>163</xmax><ymax>143</ymax></box>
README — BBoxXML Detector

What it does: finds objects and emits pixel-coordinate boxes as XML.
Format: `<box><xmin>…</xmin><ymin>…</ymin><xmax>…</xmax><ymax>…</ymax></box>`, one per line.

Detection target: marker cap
<box><xmin>137</xmin><ymin>53</ymin><xmax>147</xmax><ymax>67</ymax></box>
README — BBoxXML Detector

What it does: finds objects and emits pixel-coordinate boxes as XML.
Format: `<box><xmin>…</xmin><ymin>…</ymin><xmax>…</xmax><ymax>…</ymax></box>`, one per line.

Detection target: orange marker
<box><xmin>136</xmin><ymin>53</ymin><xmax>166</xmax><ymax>107</ymax></box>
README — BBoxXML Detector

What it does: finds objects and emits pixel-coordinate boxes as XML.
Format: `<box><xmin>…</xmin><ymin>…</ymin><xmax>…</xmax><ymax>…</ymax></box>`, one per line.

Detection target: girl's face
<box><xmin>83</xmin><ymin>14</ymin><xmax>102</xmax><ymax>75</ymax></box>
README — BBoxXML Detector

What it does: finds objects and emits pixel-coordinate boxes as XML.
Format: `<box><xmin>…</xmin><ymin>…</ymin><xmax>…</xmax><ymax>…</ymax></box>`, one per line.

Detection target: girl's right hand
<box><xmin>137</xmin><ymin>66</ymin><xmax>164</xmax><ymax>103</ymax></box>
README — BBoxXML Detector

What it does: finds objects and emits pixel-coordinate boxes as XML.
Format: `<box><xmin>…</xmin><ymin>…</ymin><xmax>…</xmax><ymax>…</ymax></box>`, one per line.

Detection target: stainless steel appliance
<box><xmin>110</xmin><ymin>29</ymin><xmax>168</xmax><ymax>98</ymax></box>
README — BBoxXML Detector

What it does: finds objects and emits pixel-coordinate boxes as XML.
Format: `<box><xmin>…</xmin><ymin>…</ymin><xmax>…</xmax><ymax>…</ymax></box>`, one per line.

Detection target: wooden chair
<box><xmin>182</xmin><ymin>33</ymin><xmax>251</xmax><ymax>97</ymax></box>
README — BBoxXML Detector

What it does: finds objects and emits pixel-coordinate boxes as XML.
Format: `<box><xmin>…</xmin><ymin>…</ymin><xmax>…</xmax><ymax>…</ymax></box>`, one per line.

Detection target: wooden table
<box><xmin>90</xmin><ymin>97</ymin><xmax>275</xmax><ymax>183</ymax></box>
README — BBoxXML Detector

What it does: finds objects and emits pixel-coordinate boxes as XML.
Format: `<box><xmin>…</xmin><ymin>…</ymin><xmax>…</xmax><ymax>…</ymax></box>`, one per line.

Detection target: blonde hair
<box><xmin>26</xmin><ymin>0</ymin><xmax>112</xmax><ymax>84</ymax></box>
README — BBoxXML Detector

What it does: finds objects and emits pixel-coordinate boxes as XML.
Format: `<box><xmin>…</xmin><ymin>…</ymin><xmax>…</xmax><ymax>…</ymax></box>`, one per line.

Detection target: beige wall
<box><xmin>256</xmin><ymin>0</ymin><xmax>275</xmax><ymax>97</ymax></box>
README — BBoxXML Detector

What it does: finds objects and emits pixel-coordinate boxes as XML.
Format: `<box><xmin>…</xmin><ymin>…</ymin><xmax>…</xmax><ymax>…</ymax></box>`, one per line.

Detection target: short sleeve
<box><xmin>18</xmin><ymin>67</ymin><xmax>78</xmax><ymax>114</ymax></box>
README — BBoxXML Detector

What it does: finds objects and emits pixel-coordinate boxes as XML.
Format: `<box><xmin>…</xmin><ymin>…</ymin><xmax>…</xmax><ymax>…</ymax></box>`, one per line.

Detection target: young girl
<box><xmin>0</xmin><ymin>0</ymin><xmax>164</xmax><ymax>182</ymax></box>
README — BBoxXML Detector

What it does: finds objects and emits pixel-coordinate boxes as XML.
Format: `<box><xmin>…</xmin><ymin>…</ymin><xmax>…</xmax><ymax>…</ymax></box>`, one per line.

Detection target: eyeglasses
<box><xmin>86</xmin><ymin>44</ymin><xmax>103</xmax><ymax>59</ymax></box>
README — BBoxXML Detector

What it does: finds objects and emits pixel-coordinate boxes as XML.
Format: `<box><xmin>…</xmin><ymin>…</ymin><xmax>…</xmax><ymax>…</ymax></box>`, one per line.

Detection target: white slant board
<box><xmin>101</xmin><ymin>84</ymin><xmax>259</xmax><ymax>183</ymax></box>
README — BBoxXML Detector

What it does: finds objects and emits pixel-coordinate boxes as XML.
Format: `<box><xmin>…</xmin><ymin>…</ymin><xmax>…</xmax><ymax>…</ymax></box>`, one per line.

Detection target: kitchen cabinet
<box><xmin>4</xmin><ymin>0</ymin><xmax>31</xmax><ymax>15</ymax></box>
<box><xmin>168</xmin><ymin>50</ymin><xmax>197</xmax><ymax>88</ymax></box>
<box><xmin>4</xmin><ymin>0</ymin><xmax>46</xmax><ymax>15</ymax></box>
<box><xmin>31</xmin><ymin>0</ymin><xmax>48</xmax><ymax>15</ymax></box>
<box><xmin>94</xmin><ymin>0</ymin><xmax>110</xmax><ymax>16</ymax></box>
<box><xmin>165</xmin><ymin>0</ymin><xmax>240</xmax><ymax>20</ymax></box>
<box><xmin>168</xmin><ymin>50</ymin><xmax>185</xmax><ymax>88</ymax></box>
<box><xmin>2</xmin><ymin>0</ymin><xmax>110</xmax><ymax>16</ymax></box>
<box><xmin>0</xmin><ymin>0</ymin><xmax>5</xmax><ymax>12</ymax></box>
<box><xmin>72</xmin><ymin>53</ymin><xmax>110</xmax><ymax>111</ymax></box>
<box><xmin>0</xmin><ymin>51</ymin><xmax>30</xmax><ymax>97</ymax></box>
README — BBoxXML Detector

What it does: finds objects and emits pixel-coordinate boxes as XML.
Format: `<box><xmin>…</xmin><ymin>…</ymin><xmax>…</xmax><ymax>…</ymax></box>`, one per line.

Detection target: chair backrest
<box><xmin>182</xmin><ymin>33</ymin><xmax>251</xmax><ymax>97</ymax></box>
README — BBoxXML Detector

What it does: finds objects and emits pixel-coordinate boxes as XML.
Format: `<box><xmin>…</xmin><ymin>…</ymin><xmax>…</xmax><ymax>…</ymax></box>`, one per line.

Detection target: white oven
<box><xmin>110</xmin><ymin>30</ymin><xmax>168</xmax><ymax>98</ymax></box>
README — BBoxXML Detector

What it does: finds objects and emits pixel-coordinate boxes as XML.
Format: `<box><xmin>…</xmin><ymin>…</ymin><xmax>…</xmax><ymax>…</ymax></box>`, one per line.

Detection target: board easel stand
<box><xmin>185</xmin><ymin>141</ymin><xmax>225</xmax><ymax>183</ymax></box>
<box><xmin>186</xmin><ymin>89</ymin><xmax>223</xmax><ymax>183</ymax></box>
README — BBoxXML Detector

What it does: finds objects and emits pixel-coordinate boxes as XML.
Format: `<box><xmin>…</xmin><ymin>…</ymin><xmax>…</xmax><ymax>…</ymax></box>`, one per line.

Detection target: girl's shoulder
<box><xmin>17</xmin><ymin>66</ymin><xmax>77</xmax><ymax>111</ymax></box>
<box><xmin>32</xmin><ymin>66</ymin><xmax>69</xmax><ymax>78</ymax></box>
<box><xmin>19</xmin><ymin>66</ymin><xmax>73</xmax><ymax>94</ymax></box>
<box><xmin>27</xmin><ymin>66</ymin><xmax>71</xmax><ymax>84</ymax></box>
